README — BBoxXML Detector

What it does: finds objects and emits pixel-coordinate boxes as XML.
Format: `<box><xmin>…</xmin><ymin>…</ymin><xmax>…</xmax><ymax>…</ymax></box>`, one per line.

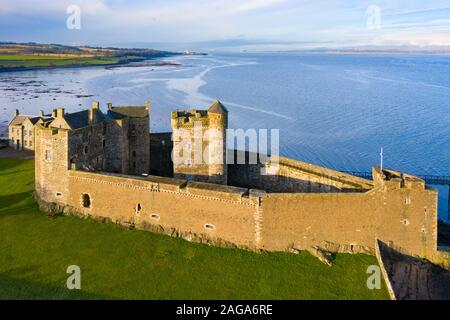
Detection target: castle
<box><xmin>15</xmin><ymin>100</ymin><xmax>448</xmax><ymax>266</ymax></box>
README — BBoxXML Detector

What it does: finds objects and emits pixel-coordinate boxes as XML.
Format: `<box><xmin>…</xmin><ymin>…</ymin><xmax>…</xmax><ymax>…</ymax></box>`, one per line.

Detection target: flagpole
<box><xmin>380</xmin><ymin>148</ymin><xmax>384</xmax><ymax>171</ymax></box>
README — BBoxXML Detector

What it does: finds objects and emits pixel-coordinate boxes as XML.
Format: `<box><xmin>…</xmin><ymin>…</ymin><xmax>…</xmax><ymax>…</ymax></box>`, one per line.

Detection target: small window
<box><xmin>204</xmin><ymin>224</ymin><xmax>215</xmax><ymax>231</ymax></box>
<box><xmin>83</xmin><ymin>145</ymin><xmax>89</xmax><ymax>154</ymax></box>
<box><xmin>24</xmin><ymin>131</ymin><xmax>27</xmax><ymax>136</ymax></box>
<box><xmin>82</xmin><ymin>194</ymin><xmax>91</xmax><ymax>208</ymax></box>
<box><xmin>133</xmin><ymin>162</ymin><xmax>136</xmax><ymax>169</ymax></box>
<box><xmin>29</xmin><ymin>130</ymin><xmax>32</xmax><ymax>136</ymax></box>
<box><xmin>29</xmin><ymin>141</ymin><xmax>32</xmax><ymax>147</ymax></box>
<box><xmin>44</xmin><ymin>150</ymin><xmax>51</xmax><ymax>161</ymax></box>
<box><xmin>56</xmin><ymin>192</ymin><xmax>62</xmax><ymax>197</ymax></box>
<box><xmin>102</xmin><ymin>139</ymin><xmax>106</xmax><ymax>148</ymax></box>
<box><xmin>24</xmin><ymin>141</ymin><xmax>27</xmax><ymax>146</ymax></box>
<box><xmin>151</xmin><ymin>213</ymin><xmax>160</xmax><ymax>220</ymax></box>
<box><xmin>136</xmin><ymin>203</ymin><xmax>142</xmax><ymax>214</ymax></box>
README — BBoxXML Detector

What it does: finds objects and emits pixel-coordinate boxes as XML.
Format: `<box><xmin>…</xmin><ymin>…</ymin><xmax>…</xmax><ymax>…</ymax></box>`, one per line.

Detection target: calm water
<box><xmin>1</xmin><ymin>52</ymin><xmax>449</xmax><ymax>220</ymax></box>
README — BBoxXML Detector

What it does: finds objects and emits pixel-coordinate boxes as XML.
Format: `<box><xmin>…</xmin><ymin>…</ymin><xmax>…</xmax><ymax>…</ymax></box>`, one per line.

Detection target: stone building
<box><xmin>30</xmin><ymin>100</ymin><xmax>449</xmax><ymax>269</ymax></box>
<box><xmin>107</xmin><ymin>101</ymin><xmax>150</xmax><ymax>175</ymax></box>
<box><xmin>39</xmin><ymin>101</ymin><xmax>151</xmax><ymax>176</ymax></box>
<box><xmin>171</xmin><ymin>101</ymin><xmax>228</xmax><ymax>184</ymax></box>
<box><xmin>8</xmin><ymin>109</ymin><xmax>50</xmax><ymax>150</ymax></box>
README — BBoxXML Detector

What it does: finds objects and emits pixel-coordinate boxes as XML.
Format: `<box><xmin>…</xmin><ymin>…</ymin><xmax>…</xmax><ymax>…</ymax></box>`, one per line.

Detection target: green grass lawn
<box><xmin>0</xmin><ymin>55</ymin><xmax>119</xmax><ymax>69</ymax></box>
<box><xmin>0</xmin><ymin>158</ymin><xmax>390</xmax><ymax>300</ymax></box>
<box><xmin>0</xmin><ymin>55</ymin><xmax>72</xmax><ymax>60</ymax></box>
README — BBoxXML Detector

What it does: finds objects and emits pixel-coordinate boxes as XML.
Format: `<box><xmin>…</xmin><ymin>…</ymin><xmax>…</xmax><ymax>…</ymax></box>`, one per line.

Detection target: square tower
<box><xmin>107</xmin><ymin>101</ymin><xmax>150</xmax><ymax>175</ymax></box>
<box><xmin>171</xmin><ymin>100</ymin><xmax>228</xmax><ymax>185</ymax></box>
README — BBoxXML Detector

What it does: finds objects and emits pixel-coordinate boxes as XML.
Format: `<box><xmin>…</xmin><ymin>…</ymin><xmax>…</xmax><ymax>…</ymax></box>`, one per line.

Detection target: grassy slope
<box><xmin>0</xmin><ymin>54</ymin><xmax>120</xmax><ymax>69</ymax></box>
<box><xmin>0</xmin><ymin>158</ymin><xmax>389</xmax><ymax>300</ymax></box>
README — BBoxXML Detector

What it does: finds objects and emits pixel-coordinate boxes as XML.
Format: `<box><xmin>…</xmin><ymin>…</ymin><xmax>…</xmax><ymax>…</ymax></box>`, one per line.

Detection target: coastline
<box><xmin>0</xmin><ymin>53</ymin><xmax>184</xmax><ymax>74</ymax></box>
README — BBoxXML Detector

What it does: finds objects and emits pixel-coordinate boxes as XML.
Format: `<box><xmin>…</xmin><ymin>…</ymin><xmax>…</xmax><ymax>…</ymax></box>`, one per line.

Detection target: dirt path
<box><xmin>0</xmin><ymin>147</ymin><xmax>34</xmax><ymax>160</ymax></box>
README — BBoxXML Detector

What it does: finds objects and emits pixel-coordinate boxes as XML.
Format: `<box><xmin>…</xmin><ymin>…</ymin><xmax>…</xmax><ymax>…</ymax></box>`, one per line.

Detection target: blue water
<box><xmin>0</xmin><ymin>52</ymin><xmax>449</xmax><ymax>220</ymax></box>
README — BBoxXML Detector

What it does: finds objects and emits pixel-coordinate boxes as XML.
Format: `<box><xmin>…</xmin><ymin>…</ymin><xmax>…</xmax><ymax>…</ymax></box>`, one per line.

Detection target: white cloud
<box><xmin>1</xmin><ymin>0</ymin><xmax>448</xmax><ymax>48</ymax></box>
<box><xmin>0</xmin><ymin>0</ymin><xmax>107</xmax><ymax>15</ymax></box>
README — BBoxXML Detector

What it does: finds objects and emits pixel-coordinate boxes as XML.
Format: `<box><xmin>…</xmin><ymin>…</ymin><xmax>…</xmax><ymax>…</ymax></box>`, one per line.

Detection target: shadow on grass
<box><xmin>0</xmin><ymin>191</ymin><xmax>34</xmax><ymax>215</ymax></box>
<box><xmin>0</xmin><ymin>169</ymin><xmax>34</xmax><ymax>179</ymax></box>
<box><xmin>0</xmin><ymin>158</ymin><xmax>29</xmax><ymax>175</ymax></box>
<box><xmin>0</xmin><ymin>268</ymin><xmax>113</xmax><ymax>300</ymax></box>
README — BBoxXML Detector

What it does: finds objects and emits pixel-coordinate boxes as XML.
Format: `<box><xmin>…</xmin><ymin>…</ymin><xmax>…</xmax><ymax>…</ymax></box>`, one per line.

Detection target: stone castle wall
<box><xmin>35</xmin><ymin>126</ymin><xmax>70</xmax><ymax>205</ymax></box>
<box><xmin>103</xmin><ymin>119</ymin><xmax>129</xmax><ymax>174</ymax></box>
<box><xmin>36</xmin><ymin>152</ymin><xmax>439</xmax><ymax>259</ymax></box>
<box><xmin>33</xmin><ymin>104</ymin><xmax>441</xmax><ymax>262</ymax></box>
<box><xmin>65</xmin><ymin>170</ymin><xmax>259</xmax><ymax>250</ymax></box>
<box><xmin>260</xmin><ymin>184</ymin><xmax>437</xmax><ymax>258</ymax></box>
<box><xmin>127</xmin><ymin>117</ymin><xmax>150</xmax><ymax>175</ymax></box>
<box><xmin>68</xmin><ymin>123</ymin><xmax>105</xmax><ymax>172</ymax></box>
<box><xmin>228</xmin><ymin>152</ymin><xmax>373</xmax><ymax>193</ymax></box>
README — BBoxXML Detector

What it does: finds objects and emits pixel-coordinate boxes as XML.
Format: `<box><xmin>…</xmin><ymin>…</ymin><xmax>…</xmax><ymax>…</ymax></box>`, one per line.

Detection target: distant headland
<box><xmin>0</xmin><ymin>42</ymin><xmax>206</xmax><ymax>72</ymax></box>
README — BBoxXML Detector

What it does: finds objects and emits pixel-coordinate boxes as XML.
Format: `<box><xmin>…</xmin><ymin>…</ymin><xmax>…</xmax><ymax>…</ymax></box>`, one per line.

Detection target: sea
<box><xmin>0</xmin><ymin>52</ymin><xmax>449</xmax><ymax>220</ymax></box>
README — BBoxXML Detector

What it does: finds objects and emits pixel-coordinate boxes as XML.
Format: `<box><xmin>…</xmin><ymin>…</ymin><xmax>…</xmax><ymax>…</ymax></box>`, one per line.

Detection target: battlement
<box><xmin>171</xmin><ymin>110</ymin><xmax>210</xmax><ymax>128</ymax></box>
<box><xmin>171</xmin><ymin>101</ymin><xmax>228</xmax><ymax>129</ymax></box>
<box><xmin>372</xmin><ymin>167</ymin><xmax>426</xmax><ymax>190</ymax></box>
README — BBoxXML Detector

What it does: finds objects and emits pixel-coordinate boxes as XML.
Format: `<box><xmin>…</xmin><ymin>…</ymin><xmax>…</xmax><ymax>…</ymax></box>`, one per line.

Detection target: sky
<box><xmin>1</xmin><ymin>0</ymin><xmax>450</xmax><ymax>51</ymax></box>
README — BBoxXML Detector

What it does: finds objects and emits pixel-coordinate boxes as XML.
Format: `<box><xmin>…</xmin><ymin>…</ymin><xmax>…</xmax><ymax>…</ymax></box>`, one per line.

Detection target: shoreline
<box><xmin>0</xmin><ymin>53</ymin><xmax>184</xmax><ymax>74</ymax></box>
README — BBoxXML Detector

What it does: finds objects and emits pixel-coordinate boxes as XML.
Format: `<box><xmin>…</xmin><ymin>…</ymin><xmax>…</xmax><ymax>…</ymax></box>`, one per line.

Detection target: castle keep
<box><xmin>30</xmin><ymin>100</ymin><xmax>449</xmax><ymax>267</ymax></box>
<box><xmin>171</xmin><ymin>101</ymin><xmax>228</xmax><ymax>185</ymax></box>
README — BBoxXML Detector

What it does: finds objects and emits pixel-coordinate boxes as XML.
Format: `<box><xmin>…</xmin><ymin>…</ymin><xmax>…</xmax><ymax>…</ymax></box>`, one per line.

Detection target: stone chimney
<box><xmin>14</xmin><ymin>109</ymin><xmax>19</xmax><ymax>117</ymax></box>
<box><xmin>107</xmin><ymin>103</ymin><xmax>113</xmax><ymax>110</ymax></box>
<box><xmin>56</xmin><ymin>107</ymin><xmax>65</xmax><ymax>118</ymax></box>
<box><xmin>88</xmin><ymin>108</ymin><xmax>97</xmax><ymax>124</ymax></box>
<box><xmin>92</xmin><ymin>101</ymin><xmax>100</xmax><ymax>110</ymax></box>
<box><xmin>39</xmin><ymin>110</ymin><xmax>44</xmax><ymax>117</ymax></box>
<box><xmin>145</xmin><ymin>100</ymin><xmax>150</xmax><ymax>111</ymax></box>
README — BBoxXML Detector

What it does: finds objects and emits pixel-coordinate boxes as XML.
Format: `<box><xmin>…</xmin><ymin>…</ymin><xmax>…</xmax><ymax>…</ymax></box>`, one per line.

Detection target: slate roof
<box><xmin>64</xmin><ymin>109</ymin><xmax>106</xmax><ymax>129</ymax></box>
<box><xmin>29</xmin><ymin>117</ymin><xmax>44</xmax><ymax>125</ymax></box>
<box><xmin>9</xmin><ymin>115</ymin><xmax>30</xmax><ymax>126</ymax></box>
<box><xmin>208</xmin><ymin>100</ymin><xmax>228</xmax><ymax>114</ymax></box>
<box><xmin>9</xmin><ymin>115</ymin><xmax>48</xmax><ymax>126</ymax></box>
<box><xmin>108</xmin><ymin>106</ymin><xmax>149</xmax><ymax>119</ymax></box>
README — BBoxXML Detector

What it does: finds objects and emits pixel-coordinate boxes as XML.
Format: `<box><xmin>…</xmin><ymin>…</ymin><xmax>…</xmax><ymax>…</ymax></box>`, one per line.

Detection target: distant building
<box><xmin>8</xmin><ymin>109</ymin><xmax>51</xmax><ymax>151</ymax></box>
